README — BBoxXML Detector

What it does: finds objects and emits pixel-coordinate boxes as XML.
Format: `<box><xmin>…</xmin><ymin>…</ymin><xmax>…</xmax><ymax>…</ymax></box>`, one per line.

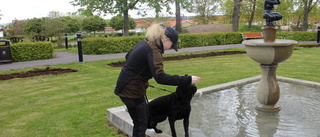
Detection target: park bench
<box><xmin>241</xmin><ymin>32</ymin><xmax>263</xmax><ymax>40</ymax></box>
<box><xmin>33</xmin><ymin>35</ymin><xmax>50</xmax><ymax>42</ymax></box>
<box><xmin>10</xmin><ymin>37</ymin><xmax>23</xmax><ymax>44</ymax></box>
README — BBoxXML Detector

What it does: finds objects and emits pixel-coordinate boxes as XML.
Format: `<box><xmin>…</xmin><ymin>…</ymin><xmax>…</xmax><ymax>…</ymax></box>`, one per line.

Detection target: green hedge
<box><xmin>82</xmin><ymin>36</ymin><xmax>144</xmax><ymax>54</ymax></box>
<box><xmin>81</xmin><ymin>31</ymin><xmax>317</xmax><ymax>55</ymax></box>
<box><xmin>82</xmin><ymin>32</ymin><xmax>243</xmax><ymax>54</ymax></box>
<box><xmin>10</xmin><ymin>42</ymin><xmax>54</xmax><ymax>62</ymax></box>
<box><xmin>179</xmin><ymin>32</ymin><xmax>243</xmax><ymax>48</ymax></box>
<box><xmin>276</xmin><ymin>31</ymin><xmax>317</xmax><ymax>41</ymax></box>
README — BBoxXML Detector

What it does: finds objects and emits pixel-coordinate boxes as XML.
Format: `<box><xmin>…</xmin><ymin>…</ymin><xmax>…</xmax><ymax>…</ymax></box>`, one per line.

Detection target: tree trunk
<box><xmin>232</xmin><ymin>0</ymin><xmax>241</xmax><ymax>32</ymax></box>
<box><xmin>296</xmin><ymin>16</ymin><xmax>301</xmax><ymax>31</ymax></box>
<box><xmin>123</xmin><ymin>9</ymin><xmax>129</xmax><ymax>36</ymax></box>
<box><xmin>175</xmin><ymin>1</ymin><xmax>182</xmax><ymax>33</ymax></box>
<box><xmin>301</xmin><ymin>11</ymin><xmax>309</xmax><ymax>31</ymax></box>
<box><xmin>301</xmin><ymin>2</ymin><xmax>310</xmax><ymax>31</ymax></box>
<box><xmin>248</xmin><ymin>0</ymin><xmax>256</xmax><ymax>31</ymax></box>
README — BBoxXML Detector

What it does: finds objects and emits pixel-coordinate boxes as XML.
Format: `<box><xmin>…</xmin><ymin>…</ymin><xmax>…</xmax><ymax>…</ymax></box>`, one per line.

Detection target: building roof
<box><xmin>135</xmin><ymin>19</ymin><xmax>154</xmax><ymax>27</ymax></box>
<box><xmin>105</xmin><ymin>27</ymin><xmax>115</xmax><ymax>31</ymax></box>
<box><xmin>164</xmin><ymin>20</ymin><xmax>196</xmax><ymax>27</ymax></box>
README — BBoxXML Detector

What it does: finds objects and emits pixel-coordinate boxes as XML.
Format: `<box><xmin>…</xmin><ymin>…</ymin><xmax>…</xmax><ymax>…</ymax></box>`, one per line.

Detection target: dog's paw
<box><xmin>154</xmin><ymin>128</ymin><xmax>163</xmax><ymax>133</ymax></box>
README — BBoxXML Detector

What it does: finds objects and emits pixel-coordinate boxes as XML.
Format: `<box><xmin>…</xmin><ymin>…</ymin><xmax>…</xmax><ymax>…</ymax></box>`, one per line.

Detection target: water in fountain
<box><xmin>157</xmin><ymin>82</ymin><xmax>320</xmax><ymax>136</ymax></box>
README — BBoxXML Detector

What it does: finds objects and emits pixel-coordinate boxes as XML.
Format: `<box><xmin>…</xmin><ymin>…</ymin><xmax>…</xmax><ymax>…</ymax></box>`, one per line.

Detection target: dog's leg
<box><xmin>153</xmin><ymin>127</ymin><xmax>163</xmax><ymax>133</ymax></box>
<box><xmin>148</xmin><ymin>120</ymin><xmax>163</xmax><ymax>133</ymax></box>
<box><xmin>183</xmin><ymin>110</ymin><xmax>191</xmax><ymax>137</ymax></box>
<box><xmin>183</xmin><ymin>118</ymin><xmax>189</xmax><ymax>137</ymax></box>
<box><xmin>148</xmin><ymin>116</ymin><xmax>163</xmax><ymax>133</ymax></box>
<box><xmin>169</xmin><ymin>119</ymin><xmax>177</xmax><ymax>137</ymax></box>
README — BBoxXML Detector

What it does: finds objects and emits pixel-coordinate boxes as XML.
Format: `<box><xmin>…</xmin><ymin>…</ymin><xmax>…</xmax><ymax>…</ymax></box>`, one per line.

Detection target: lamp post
<box><xmin>77</xmin><ymin>34</ymin><xmax>83</xmax><ymax>63</ymax></box>
<box><xmin>65</xmin><ymin>33</ymin><xmax>68</xmax><ymax>50</ymax></box>
<box><xmin>317</xmin><ymin>26</ymin><xmax>320</xmax><ymax>43</ymax></box>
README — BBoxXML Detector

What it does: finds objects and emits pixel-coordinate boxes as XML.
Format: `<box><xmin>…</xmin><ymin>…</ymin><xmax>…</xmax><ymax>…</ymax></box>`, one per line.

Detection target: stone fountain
<box><xmin>242</xmin><ymin>0</ymin><xmax>297</xmax><ymax>112</ymax></box>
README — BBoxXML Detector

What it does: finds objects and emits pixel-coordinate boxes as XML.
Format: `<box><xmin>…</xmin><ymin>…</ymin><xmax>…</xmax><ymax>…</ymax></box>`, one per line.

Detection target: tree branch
<box><xmin>129</xmin><ymin>0</ymin><xmax>140</xmax><ymax>9</ymax></box>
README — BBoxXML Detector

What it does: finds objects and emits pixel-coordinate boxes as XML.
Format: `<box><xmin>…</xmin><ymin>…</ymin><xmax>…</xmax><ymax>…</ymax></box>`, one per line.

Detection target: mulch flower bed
<box><xmin>1</xmin><ymin>44</ymin><xmax>318</xmax><ymax>81</ymax></box>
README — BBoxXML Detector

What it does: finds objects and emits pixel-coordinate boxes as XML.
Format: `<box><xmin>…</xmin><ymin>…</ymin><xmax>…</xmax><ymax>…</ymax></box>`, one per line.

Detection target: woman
<box><xmin>114</xmin><ymin>24</ymin><xmax>201</xmax><ymax>137</ymax></box>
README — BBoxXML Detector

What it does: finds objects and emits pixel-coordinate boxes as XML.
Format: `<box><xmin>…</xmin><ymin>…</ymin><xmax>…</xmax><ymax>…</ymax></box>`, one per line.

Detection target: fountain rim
<box><xmin>107</xmin><ymin>76</ymin><xmax>320</xmax><ymax>137</ymax></box>
<box><xmin>242</xmin><ymin>39</ymin><xmax>298</xmax><ymax>46</ymax></box>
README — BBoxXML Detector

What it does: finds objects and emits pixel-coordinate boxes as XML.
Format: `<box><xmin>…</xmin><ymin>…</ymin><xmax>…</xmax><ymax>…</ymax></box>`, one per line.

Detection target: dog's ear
<box><xmin>191</xmin><ymin>84</ymin><xmax>197</xmax><ymax>93</ymax></box>
<box><xmin>184</xmin><ymin>74</ymin><xmax>188</xmax><ymax>76</ymax></box>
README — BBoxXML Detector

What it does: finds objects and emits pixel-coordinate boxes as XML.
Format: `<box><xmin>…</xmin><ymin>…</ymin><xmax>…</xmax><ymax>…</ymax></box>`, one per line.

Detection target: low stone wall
<box><xmin>107</xmin><ymin>75</ymin><xmax>320</xmax><ymax>136</ymax></box>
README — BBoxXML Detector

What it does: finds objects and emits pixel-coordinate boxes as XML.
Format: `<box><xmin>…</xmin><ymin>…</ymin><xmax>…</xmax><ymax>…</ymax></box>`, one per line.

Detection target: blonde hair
<box><xmin>145</xmin><ymin>23</ymin><xmax>165</xmax><ymax>45</ymax></box>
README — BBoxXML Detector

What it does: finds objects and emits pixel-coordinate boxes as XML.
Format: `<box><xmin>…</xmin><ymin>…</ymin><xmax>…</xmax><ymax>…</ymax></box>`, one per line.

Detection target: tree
<box><xmin>299</xmin><ymin>0</ymin><xmax>319</xmax><ymax>31</ymax></box>
<box><xmin>12</xmin><ymin>19</ymin><xmax>27</xmax><ymax>35</ymax></box>
<box><xmin>175</xmin><ymin>1</ymin><xmax>182</xmax><ymax>33</ymax></box>
<box><xmin>82</xmin><ymin>16</ymin><xmax>107</xmax><ymax>36</ymax></box>
<box><xmin>42</xmin><ymin>16</ymin><xmax>80</xmax><ymax>47</ymax></box>
<box><xmin>24</xmin><ymin>18</ymin><xmax>46</xmax><ymax>35</ymax></box>
<box><xmin>48</xmin><ymin>10</ymin><xmax>62</xmax><ymax>18</ymax></box>
<box><xmin>274</xmin><ymin>0</ymin><xmax>294</xmax><ymax>26</ymax></box>
<box><xmin>71</xmin><ymin>0</ymin><xmax>178</xmax><ymax>36</ymax></box>
<box><xmin>232</xmin><ymin>0</ymin><xmax>241</xmax><ymax>32</ymax></box>
<box><xmin>308</xmin><ymin>4</ymin><xmax>320</xmax><ymax>28</ymax></box>
<box><xmin>241</xmin><ymin>0</ymin><xmax>257</xmax><ymax>31</ymax></box>
<box><xmin>43</xmin><ymin>17</ymin><xmax>67</xmax><ymax>46</ymax></box>
<box><xmin>221</xmin><ymin>0</ymin><xmax>234</xmax><ymax>24</ymax></box>
<box><xmin>109</xmin><ymin>15</ymin><xmax>136</xmax><ymax>32</ymax></box>
<box><xmin>238</xmin><ymin>0</ymin><xmax>294</xmax><ymax>29</ymax></box>
<box><xmin>60</xmin><ymin>16</ymin><xmax>81</xmax><ymax>33</ymax></box>
<box><xmin>190</xmin><ymin>0</ymin><xmax>221</xmax><ymax>24</ymax></box>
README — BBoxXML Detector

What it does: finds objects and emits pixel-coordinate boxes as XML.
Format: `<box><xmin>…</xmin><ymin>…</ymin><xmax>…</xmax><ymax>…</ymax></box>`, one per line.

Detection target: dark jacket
<box><xmin>114</xmin><ymin>39</ymin><xmax>191</xmax><ymax>98</ymax></box>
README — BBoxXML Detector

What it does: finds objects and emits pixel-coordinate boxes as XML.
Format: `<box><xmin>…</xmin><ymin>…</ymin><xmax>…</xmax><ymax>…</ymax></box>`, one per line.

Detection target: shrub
<box><xmin>176</xmin><ymin>32</ymin><xmax>243</xmax><ymax>48</ymax></box>
<box><xmin>277</xmin><ymin>31</ymin><xmax>317</xmax><ymax>41</ymax></box>
<box><xmin>10</xmin><ymin>42</ymin><xmax>54</xmax><ymax>62</ymax></box>
<box><xmin>81</xmin><ymin>31</ymin><xmax>317</xmax><ymax>55</ymax></box>
<box><xmin>81</xmin><ymin>32</ymin><xmax>243</xmax><ymax>54</ymax></box>
<box><xmin>82</xmin><ymin>36</ymin><xmax>144</xmax><ymax>54</ymax></box>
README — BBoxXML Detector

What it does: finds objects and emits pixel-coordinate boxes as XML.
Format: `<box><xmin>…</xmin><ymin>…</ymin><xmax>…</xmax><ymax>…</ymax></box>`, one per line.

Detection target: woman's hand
<box><xmin>191</xmin><ymin>76</ymin><xmax>201</xmax><ymax>84</ymax></box>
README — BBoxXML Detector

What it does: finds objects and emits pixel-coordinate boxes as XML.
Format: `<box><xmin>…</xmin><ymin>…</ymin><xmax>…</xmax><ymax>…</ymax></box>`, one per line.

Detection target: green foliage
<box><xmin>104</xmin><ymin>32</ymin><xmax>145</xmax><ymax>37</ymax></box>
<box><xmin>82</xmin><ymin>36</ymin><xmax>144</xmax><ymax>54</ymax></box>
<box><xmin>81</xmin><ymin>32</ymin><xmax>243</xmax><ymax>54</ymax></box>
<box><xmin>277</xmin><ymin>31</ymin><xmax>317</xmax><ymax>41</ymax></box>
<box><xmin>190</xmin><ymin>0</ymin><xmax>221</xmax><ymax>24</ymax></box>
<box><xmin>80</xmin><ymin>31</ymin><xmax>318</xmax><ymax>55</ymax></box>
<box><xmin>238</xmin><ymin>24</ymin><xmax>264</xmax><ymax>32</ymax></box>
<box><xmin>23</xmin><ymin>16</ymin><xmax>81</xmax><ymax>45</ymax></box>
<box><xmin>1</xmin><ymin>47</ymin><xmax>320</xmax><ymax>136</ymax></box>
<box><xmin>70</xmin><ymin>0</ymin><xmax>180</xmax><ymax>36</ymax></box>
<box><xmin>59</xmin><ymin>16</ymin><xmax>81</xmax><ymax>33</ymax></box>
<box><xmin>23</xmin><ymin>17</ymin><xmax>46</xmax><ymax>35</ymax></box>
<box><xmin>179</xmin><ymin>32</ymin><xmax>243</xmax><ymax>47</ymax></box>
<box><xmin>110</xmin><ymin>15</ymin><xmax>136</xmax><ymax>31</ymax></box>
<box><xmin>43</xmin><ymin>18</ymin><xmax>67</xmax><ymax>38</ymax></box>
<box><xmin>70</xmin><ymin>0</ymin><xmax>176</xmax><ymax>18</ymax></box>
<box><xmin>82</xmin><ymin>16</ymin><xmax>107</xmax><ymax>33</ymax></box>
<box><xmin>10</xmin><ymin>42</ymin><xmax>54</xmax><ymax>62</ymax></box>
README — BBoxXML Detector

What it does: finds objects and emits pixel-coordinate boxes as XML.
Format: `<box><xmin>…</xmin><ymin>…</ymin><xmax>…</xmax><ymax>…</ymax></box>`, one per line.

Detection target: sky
<box><xmin>0</xmin><ymin>0</ymin><xmax>196</xmax><ymax>25</ymax></box>
<box><xmin>0</xmin><ymin>0</ymin><xmax>80</xmax><ymax>24</ymax></box>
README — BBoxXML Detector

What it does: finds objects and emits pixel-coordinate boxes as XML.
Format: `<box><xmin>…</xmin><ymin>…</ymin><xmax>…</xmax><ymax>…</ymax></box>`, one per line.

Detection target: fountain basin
<box><xmin>242</xmin><ymin>39</ymin><xmax>297</xmax><ymax>65</ymax></box>
<box><xmin>107</xmin><ymin>76</ymin><xmax>320</xmax><ymax>136</ymax></box>
<box><xmin>242</xmin><ymin>39</ymin><xmax>298</xmax><ymax>112</ymax></box>
<box><xmin>158</xmin><ymin>79</ymin><xmax>320</xmax><ymax>137</ymax></box>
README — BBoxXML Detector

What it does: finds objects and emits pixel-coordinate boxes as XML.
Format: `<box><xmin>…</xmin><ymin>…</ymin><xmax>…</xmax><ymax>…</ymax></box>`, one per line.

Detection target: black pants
<box><xmin>120</xmin><ymin>97</ymin><xmax>148</xmax><ymax>137</ymax></box>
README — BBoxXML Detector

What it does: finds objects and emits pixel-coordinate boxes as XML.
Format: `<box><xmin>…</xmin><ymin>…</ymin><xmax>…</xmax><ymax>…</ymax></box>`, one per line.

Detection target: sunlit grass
<box><xmin>0</xmin><ymin>47</ymin><xmax>319</xmax><ymax>136</ymax></box>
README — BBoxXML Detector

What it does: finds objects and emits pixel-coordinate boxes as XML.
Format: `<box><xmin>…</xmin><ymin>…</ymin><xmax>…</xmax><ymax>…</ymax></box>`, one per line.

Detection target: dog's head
<box><xmin>176</xmin><ymin>83</ymin><xmax>197</xmax><ymax>97</ymax></box>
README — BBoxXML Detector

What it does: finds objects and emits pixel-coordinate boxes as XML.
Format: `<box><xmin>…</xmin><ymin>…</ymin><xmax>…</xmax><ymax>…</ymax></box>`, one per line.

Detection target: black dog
<box><xmin>147</xmin><ymin>83</ymin><xmax>197</xmax><ymax>137</ymax></box>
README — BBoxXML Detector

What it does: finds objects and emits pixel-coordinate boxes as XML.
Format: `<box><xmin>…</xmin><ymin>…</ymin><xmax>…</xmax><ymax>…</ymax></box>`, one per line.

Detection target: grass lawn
<box><xmin>0</xmin><ymin>46</ymin><xmax>319</xmax><ymax>137</ymax></box>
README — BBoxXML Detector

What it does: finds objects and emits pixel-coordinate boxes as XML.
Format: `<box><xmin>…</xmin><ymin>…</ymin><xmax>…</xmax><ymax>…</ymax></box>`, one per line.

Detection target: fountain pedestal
<box><xmin>256</xmin><ymin>64</ymin><xmax>280</xmax><ymax>111</ymax></box>
<box><xmin>242</xmin><ymin>35</ymin><xmax>297</xmax><ymax>112</ymax></box>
